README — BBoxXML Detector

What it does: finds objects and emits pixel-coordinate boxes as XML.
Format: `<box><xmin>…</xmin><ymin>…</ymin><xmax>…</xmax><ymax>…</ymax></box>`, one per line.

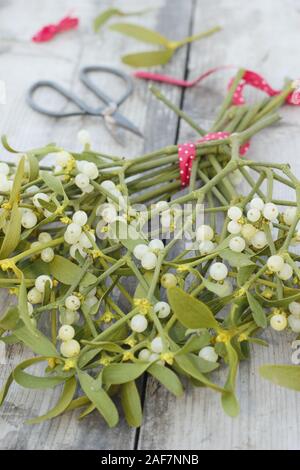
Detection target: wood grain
<box><xmin>0</xmin><ymin>0</ymin><xmax>193</xmax><ymax>450</ymax></box>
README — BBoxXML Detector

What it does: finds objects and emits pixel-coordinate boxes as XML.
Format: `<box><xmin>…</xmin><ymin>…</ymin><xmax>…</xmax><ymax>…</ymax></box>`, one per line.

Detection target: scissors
<box><xmin>26</xmin><ymin>65</ymin><xmax>143</xmax><ymax>139</ymax></box>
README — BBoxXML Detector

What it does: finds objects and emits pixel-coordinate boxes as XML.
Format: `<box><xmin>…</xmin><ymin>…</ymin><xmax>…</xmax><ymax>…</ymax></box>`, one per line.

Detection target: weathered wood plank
<box><xmin>0</xmin><ymin>0</ymin><xmax>193</xmax><ymax>450</ymax></box>
<box><xmin>139</xmin><ymin>0</ymin><xmax>300</xmax><ymax>451</ymax></box>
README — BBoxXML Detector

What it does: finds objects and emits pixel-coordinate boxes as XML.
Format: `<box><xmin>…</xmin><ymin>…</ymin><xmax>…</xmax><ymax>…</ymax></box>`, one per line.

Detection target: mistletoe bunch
<box><xmin>0</xmin><ymin>70</ymin><xmax>299</xmax><ymax>427</ymax></box>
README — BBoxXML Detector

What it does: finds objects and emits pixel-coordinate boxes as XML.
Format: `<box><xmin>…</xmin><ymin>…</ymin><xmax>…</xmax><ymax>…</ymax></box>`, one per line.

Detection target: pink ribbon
<box><xmin>134</xmin><ymin>66</ymin><xmax>234</xmax><ymax>88</ymax></box>
<box><xmin>178</xmin><ymin>132</ymin><xmax>250</xmax><ymax>187</ymax></box>
<box><xmin>32</xmin><ymin>15</ymin><xmax>79</xmax><ymax>42</ymax></box>
<box><xmin>230</xmin><ymin>70</ymin><xmax>300</xmax><ymax>105</ymax></box>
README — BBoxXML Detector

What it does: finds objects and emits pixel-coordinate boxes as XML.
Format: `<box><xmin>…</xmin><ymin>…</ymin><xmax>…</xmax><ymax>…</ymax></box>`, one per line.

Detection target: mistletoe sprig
<box><xmin>0</xmin><ymin>71</ymin><xmax>299</xmax><ymax>427</ymax></box>
<box><xmin>109</xmin><ymin>23</ymin><xmax>221</xmax><ymax>67</ymax></box>
<box><xmin>93</xmin><ymin>6</ymin><xmax>220</xmax><ymax>67</ymax></box>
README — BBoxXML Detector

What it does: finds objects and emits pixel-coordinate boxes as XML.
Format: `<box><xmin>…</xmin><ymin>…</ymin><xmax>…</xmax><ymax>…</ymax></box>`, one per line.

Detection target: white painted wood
<box><xmin>139</xmin><ymin>0</ymin><xmax>300</xmax><ymax>451</ymax></box>
<box><xmin>0</xmin><ymin>0</ymin><xmax>193</xmax><ymax>449</ymax></box>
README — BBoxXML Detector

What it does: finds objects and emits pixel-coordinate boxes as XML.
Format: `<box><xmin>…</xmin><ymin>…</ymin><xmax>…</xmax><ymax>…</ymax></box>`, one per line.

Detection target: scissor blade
<box><xmin>104</xmin><ymin>119</ymin><xmax>126</xmax><ymax>147</ymax></box>
<box><xmin>111</xmin><ymin>112</ymin><xmax>143</xmax><ymax>138</ymax></box>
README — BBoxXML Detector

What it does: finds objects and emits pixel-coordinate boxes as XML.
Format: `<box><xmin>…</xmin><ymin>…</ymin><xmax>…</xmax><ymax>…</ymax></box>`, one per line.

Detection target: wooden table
<box><xmin>1</xmin><ymin>0</ymin><xmax>300</xmax><ymax>450</ymax></box>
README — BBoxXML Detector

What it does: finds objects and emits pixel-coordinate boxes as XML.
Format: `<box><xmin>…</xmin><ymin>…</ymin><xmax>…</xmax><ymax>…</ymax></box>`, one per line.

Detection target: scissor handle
<box><xmin>80</xmin><ymin>66</ymin><xmax>134</xmax><ymax>107</ymax></box>
<box><xmin>26</xmin><ymin>81</ymin><xmax>93</xmax><ymax>118</ymax></box>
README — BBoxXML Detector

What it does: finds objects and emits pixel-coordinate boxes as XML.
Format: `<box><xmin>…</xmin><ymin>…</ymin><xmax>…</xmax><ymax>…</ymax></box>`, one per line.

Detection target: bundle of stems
<box><xmin>0</xmin><ymin>69</ymin><xmax>299</xmax><ymax>426</ymax></box>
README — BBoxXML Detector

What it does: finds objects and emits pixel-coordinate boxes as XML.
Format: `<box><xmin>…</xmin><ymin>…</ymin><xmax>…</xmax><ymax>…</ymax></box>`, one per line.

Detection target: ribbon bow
<box><xmin>32</xmin><ymin>15</ymin><xmax>79</xmax><ymax>43</ymax></box>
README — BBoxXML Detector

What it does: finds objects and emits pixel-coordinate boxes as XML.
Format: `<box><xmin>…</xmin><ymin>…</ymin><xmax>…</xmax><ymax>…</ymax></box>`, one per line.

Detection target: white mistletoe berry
<box><xmin>199</xmin><ymin>240</ymin><xmax>215</xmax><ymax>255</ymax></box>
<box><xmin>138</xmin><ymin>349</ymin><xmax>151</xmax><ymax>361</ymax></box>
<box><xmin>161</xmin><ymin>273</ymin><xmax>177</xmax><ymax>289</ymax></box>
<box><xmin>100</xmin><ymin>180</ymin><xmax>116</xmax><ymax>192</ymax></box>
<box><xmin>21</xmin><ymin>210</ymin><xmax>37</xmax><ymax>229</ymax></box>
<box><xmin>289</xmin><ymin>302</ymin><xmax>300</xmax><ymax>318</ymax></box>
<box><xmin>263</xmin><ymin>203</ymin><xmax>278</xmax><ymax>221</ymax></box>
<box><xmin>198</xmin><ymin>346</ymin><xmax>218</xmax><ymax>363</ymax></box>
<box><xmin>130</xmin><ymin>314</ymin><xmax>148</xmax><ymax>333</ymax></box>
<box><xmin>64</xmin><ymin>223</ymin><xmax>82</xmax><ymax>244</ymax></box>
<box><xmin>209</xmin><ymin>262</ymin><xmax>228</xmax><ymax>281</ymax></box>
<box><xmin>267</xmin><ymin>255</ymin><xmax>284</xmax><ymax>273</ymax></box>
<box><xmin>283</xmin><ymin>207</ymin><xmax>297</xmax><ymax>226</ymax></box>
<box><xmin>251</xmin><ymin>231</ymin><xmax>267</xmax><ymax>249</ymax></box>
<box><xmin>149</xmin><ymin>239</ymin><xmax>165</xmax><ymax>252</ymax></box>
<box><xmin>288</xmin><ymin>315</ymin><xmax>300</xmax><ymax>333</ymax></box>
<box><xmin>270</xmin><ymin>314</ymin><xmax>287</xmax><ymax>331</ymax></box>
<box><xmin>141</xmin><ymin>252</ymin><xmax>157</xmax><ymax>270</ymax></box>
<box><xmin>60</xmin><ymin>339</ymin><xmax>80</xmax><ymax>358</ymax></box>
<box><xmin>65</xmin><ymin>295</ymin><xmax>81</xmax><ymax>311</ymax></box>
<box><xmin>55</xmin><ymin>151</ymin><xmax>72</xmax><ymax>168</ymax></box>
<box><xmin>247</xmin><ymin>208</ymin><xmax>261</xmax><ymax>223</ymax></box>
<box><xmin>227</xmin><ymin>206</ymin><xmax>242</xmax><ymax>221</ymax></box>
<box><xmin>278</xmin><ymin>263</ymin><xmax>293</xmax><ymax>281</ymax></box>
<box><xmin>41</xmin><ymin>247</ymin><xmax>54</xmax><ymax>263</ymax></box>
<box><xmin>38</xmin><ymin>232</ymin><xmax>52</xmax><ymax>243</ymax></box>
<box><xmin>72</xmin><ymin>210</ymin><xmax>88</xmax><ymax>227</ymax></box>
<box><xmin>241</xmin><ymin>223</ymin><xmax>257</xmax><ymax>240</ymax></box>
<box><xmin>58</xmin><ymin>325</ymin><xmax>75</xmax><ymax>341</ymax></box>
<box><xmin>229</xmin><ymin>236</ymin><xmax>246</xmax><ymax>252</ymax></box>
<box><xmin>133</xmin><ymin>244</ymin><xmax>149</xmax><ymax>260</ymax></box>
<box><xmin>227</xmin><ymin>220</ymin><xmax>242</xmax><ymax>234</ymax></box>
<box><xmin>101</xmin><ymin>205</ymin><xmax>117</xmax><ymax>223</ymax></box>
<box><xmin>150</xmin><ymin>337</ymin><xmax>163</xmax><ymax>354</ymax></box>
<box><xmin>154</xmin><ymin>301</ymin><xmax>171</xmax><ymax>319</ymax></box>
<box><xmin>27</xmin><ymin>287</ymin><xmax>43</xmax><ymax>304</ymax></box>
<box><xmin>35</xmin><ymin>275</ymin><xmax>52</xmax><ymax>293</ymax></box>
<box><xmin>75</xmin><ymin>173</ymin><xmax>90</xmax><ymax>190</ymax></box>
<box><xmin>250</xmin><ymin>197</ymin><xmax>264</xmax><ymax>211</ymax></box>
<box><xmin>196</xmin><ymin>224</ymin><xmax>214</xmax><ymax>241</ymax></box>
<box><xmin>82</xmin><ymin>161</ymin><xmax>99</xmax><ymax>180</ymax></box>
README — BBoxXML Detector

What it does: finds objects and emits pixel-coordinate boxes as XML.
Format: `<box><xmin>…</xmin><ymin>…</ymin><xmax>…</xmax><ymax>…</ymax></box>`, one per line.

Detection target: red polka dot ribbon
<box><xmin>178</xmin><ymin>142</ymin><xmax>197</xmax><ymax>187</ymax></box>
<box><xmin>229</xmin><ymin>70</ymin><xmax>300</xmax><ymax>105</ymax></box>
<box><xmin>32</xmin><ymin>15</ymin><xmax>79</xmax><ymax>43</ymax></box>
<box><xmin>179</xmin><ymin>132</ymin><xmax>250</xmax><ymax>187</ymax></box>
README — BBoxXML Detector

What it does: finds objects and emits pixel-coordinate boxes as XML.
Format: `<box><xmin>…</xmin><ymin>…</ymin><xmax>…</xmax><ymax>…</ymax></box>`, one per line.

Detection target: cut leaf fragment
<box><xmin>110</xmin><ymin>23</ymin><xmax>170</xmax><ymax>47</ymax></box>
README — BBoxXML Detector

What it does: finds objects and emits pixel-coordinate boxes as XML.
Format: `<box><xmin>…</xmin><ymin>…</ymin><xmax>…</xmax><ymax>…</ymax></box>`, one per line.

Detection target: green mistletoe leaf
<box><xmin>260</xmin><ymin>364</ymin><xmax>300</xmax><ymax>391</ymax></box>
<box><xmin>168</xmin><ymin>287</ymin><xmax>220</xmax><ymax>330</ymax></box>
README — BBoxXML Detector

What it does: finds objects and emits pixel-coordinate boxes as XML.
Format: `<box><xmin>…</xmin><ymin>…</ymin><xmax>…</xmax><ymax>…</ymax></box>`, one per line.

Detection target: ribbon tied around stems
<box><xmin>32</xmin><ymin>15</ymin><xmax>79</xmax><ymax>43</ymax></box>
<box><xmin>149</xmin><ymin>68</ymin><xmax>300</xmax><ymax>186</ymax></box>
<box><xmin>229</xmin><ymin>70</ymin><xmax>300</xmax><ymax>105</ymax></box>
<box><xmin>178</xmin><ymin>133</ymin><xmax>250</xmax><ymax>187</ymax></box>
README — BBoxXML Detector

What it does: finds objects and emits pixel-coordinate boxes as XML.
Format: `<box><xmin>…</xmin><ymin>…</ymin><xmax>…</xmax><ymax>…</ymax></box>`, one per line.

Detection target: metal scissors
<box><xmin>26</xmin><ymin>65</ymin><xmax>143</xmax><ymax>138</ymax></box>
